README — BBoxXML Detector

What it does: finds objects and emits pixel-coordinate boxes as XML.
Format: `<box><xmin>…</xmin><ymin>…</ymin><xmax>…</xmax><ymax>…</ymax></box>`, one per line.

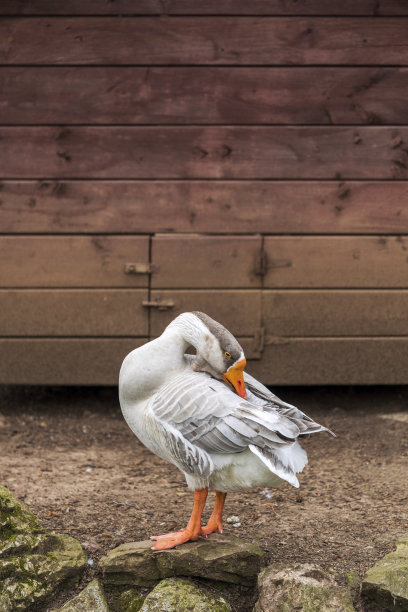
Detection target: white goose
<box><xmin>119</xmin><ymin>312</ymin><xmax>331</xmax><ymax>550</ymax></box>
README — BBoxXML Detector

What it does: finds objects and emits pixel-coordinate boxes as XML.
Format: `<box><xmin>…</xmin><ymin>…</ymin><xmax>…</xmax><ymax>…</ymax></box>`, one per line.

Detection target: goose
<box><xmin>119</xmin><ymin>311</ymin><xmax>332</xmax><ymax>550</ymax></box>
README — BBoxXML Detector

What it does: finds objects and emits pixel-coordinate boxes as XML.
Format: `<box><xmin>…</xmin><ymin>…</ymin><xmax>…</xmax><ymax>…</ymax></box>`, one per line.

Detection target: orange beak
<box><xmin>223</xmin><ymin>359</ymin><xmax>247</xmax><ymax>399</ymax></box>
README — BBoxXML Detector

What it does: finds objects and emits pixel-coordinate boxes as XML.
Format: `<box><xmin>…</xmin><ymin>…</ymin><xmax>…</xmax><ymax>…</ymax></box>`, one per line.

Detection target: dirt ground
<box><xmin>1</xmin><ymin>384</ymin><xmax>408</xmax><ymax>611</ymax></box>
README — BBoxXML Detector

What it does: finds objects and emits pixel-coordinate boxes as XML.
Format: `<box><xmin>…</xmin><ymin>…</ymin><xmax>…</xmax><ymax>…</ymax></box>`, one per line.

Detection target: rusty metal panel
<box><xmin>151</xmin><ymin>235</ymin><xmax>262</xmax><ymax>289</ymax></box>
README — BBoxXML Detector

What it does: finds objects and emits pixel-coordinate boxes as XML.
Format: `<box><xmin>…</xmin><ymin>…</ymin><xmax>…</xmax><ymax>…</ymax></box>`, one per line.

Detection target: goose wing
<box><xmin>244</xmin><ymin>371</ymin><xmax>333</xmax><ymax>436</ymax></box>
<box><xmin>148</xmin><ymin>369</ymin><xmax>308</xmax><ymax>485</ymax></box>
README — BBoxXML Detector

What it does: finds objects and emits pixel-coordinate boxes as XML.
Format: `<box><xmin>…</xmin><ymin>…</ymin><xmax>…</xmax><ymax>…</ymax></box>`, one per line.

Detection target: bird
<box><xmin>119</xmin><ymin>311</ymin><xmax>332</xmax><ymax>551</ymax></box>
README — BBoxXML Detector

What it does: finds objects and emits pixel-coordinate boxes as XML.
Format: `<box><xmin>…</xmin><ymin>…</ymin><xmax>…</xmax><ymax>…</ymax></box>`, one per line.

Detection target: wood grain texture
<box><xmin>0</xmin><ymin>236</ymin><xmax>150</xmax><ymax>287</ymax></box>
<box><xmin>149</xmin><ymin>290</ymin><xmax>261</xmax><ymax>336</ymax></box>
<box><xmin>2</xmin><ymin>67</ymin><xmax>407</xmax><ymax>125</ymax></box>
<box><xmin>1</xmin><ymin>1</ymin><xmax>407</xmax><ymax>16</ymax></box>
<box><xmin>0</xmin><ymin>290</ymin><xmax>148</xmax><ymax>336</ymax></box>
<box><xmin>151</xmin><ymin>235</ymin><xmax>262</xmax><ymax>289</ymax></box>
<box><xmin>263</xmin><ymin>290</ymin><xmax>408</xmax><ymax>336</ymax></box>
<box><xmin>0</xmin><ymin>337</ymin><xmax>258</xmax><ymax>384</ymax></box>
<box><xmin>2</xmin><ymin>337</ymin><xmax>408</xmax><ymax>385</ymax></box>
<box><xmin>2</xmin><ymin>127</ymin><xmax>408</xmax><ymax>179</ymax></box>
<box><xmin>0</xmin><ymin>338</ymin><xmax>145</xmax><ymax>385</ymax></box>
<box><xmin>2</xmin><ymin>180</ymin><xmax>408</xmax><ymax>234</ymax></box>
<box><xmin>249</xmin><ymin>338</ymin><xmax>408</xmax><ymax>385</ymax></box>
<box><xmin>1</xmin><ymin>18</ymin><xmax>408</xmax><ymax>65</ymax></box>
<box><xmin>264</xmin><ymin>236</ymin><xmax>408</xmax><ymax>288</ymax></box>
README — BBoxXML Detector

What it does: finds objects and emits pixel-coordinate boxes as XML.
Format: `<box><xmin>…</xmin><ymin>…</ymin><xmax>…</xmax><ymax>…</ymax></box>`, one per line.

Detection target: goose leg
<box><xmin>151</xmin><ymin>488</ymin><xmax>208</xmax><ymax>550</ymax></box>
<box><xmin>200</xmin><ymin>491</ymin><xmax>227</xmax><ymax>537</ymax></box>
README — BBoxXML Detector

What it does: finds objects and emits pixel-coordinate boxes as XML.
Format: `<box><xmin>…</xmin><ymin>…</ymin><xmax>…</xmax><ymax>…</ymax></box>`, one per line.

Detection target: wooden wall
<box><xmin>1</xmin><ymin>1</ymin><xmax>408</xmax><ymax>385</ymax></box>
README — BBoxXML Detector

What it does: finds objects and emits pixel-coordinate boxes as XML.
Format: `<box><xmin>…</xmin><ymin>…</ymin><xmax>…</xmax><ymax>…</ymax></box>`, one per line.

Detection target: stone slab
<box><xmin>100</xmin><ymin>534</ymin><xmax>264</xmax><ymax>586</ymax></box>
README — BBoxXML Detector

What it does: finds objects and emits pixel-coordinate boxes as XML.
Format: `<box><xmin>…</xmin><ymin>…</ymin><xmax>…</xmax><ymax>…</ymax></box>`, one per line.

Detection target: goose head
<box><xmin>169</xmin><ymin>311</ymin><xmax>247</xmax><ymax>399</ymax></box>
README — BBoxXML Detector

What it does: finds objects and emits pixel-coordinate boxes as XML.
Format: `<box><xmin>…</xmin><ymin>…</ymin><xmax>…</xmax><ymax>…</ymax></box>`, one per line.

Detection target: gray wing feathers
<box><xmin>151</xmin><ymin>371</ymin><xmax>301</xmax><ymax>459</ymax></box>
<box><xmin>153</xmin><ymin>418</ymin><xmax>213</xmax><ymax>478</ymax></box>
<box><xmin>244</xmin><ymin>371</ymin><xmax>333</xmax><ymax>436</ymax></box>
<box><xmin>150</xmin><ymin>368</ymin><xmax>330</xmax><ymax>483</ymax></box>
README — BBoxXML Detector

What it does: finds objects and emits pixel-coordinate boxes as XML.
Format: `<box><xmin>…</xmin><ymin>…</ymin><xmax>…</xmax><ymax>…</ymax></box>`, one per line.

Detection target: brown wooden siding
<box><xmin>1</xmin><ymin>1</ymin><xmax>407</xmax><ymax>385</ymax></box>
<box><xmin>1</xmin><ymin>2</ymin><xmax>408</xmax><ymax>16</ymax></box>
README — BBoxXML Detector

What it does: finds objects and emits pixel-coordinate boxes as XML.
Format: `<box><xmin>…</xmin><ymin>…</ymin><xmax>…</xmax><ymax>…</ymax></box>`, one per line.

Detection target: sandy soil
<box><xmin>1</xmin><ymin>385</ymin><xmax>408</xmax><ymax>611</ymax></box>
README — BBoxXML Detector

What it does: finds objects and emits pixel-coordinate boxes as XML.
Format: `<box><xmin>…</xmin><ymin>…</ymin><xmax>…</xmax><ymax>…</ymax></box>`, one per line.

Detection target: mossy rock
<box><xmin>140</xmin><ymin>578</ymin><xmax>231</xmax><ymax>611</ymax></box>
<box><xmin>55</xmin><ymin>579</ymin><xmax>109</xmax><ymax>611</ymax></box>
<box><xmin>362</xmin><ymin>533</ymin><xmax>408</xmax><ymax>611</ymax></box>
<box><xmin>254</xmin><ymin>563</ymin><xmax>356</xmax><ymax>612</ymax></box>
<box><xmin>111</xmin><ymin>588</ymin><xmax>145</xmax><ymax>611</ymax></box>
<box><xmin>0</xmin><ymin>485</ymin><xmax>87</xmax><ymax>611</ymax></box>
<box><xmin>0</xmin><ymin>485</ymin><xmax>40</xmax><ymax>536</ymax></box>
<box><xmin>100</xmin><ymin>534</ymin><xmax>264</xmax><ymax>587</ymax></box>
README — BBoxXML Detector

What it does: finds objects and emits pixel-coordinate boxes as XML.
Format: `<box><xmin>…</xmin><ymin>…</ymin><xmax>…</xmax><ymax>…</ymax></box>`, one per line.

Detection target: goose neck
<box><xmin>165</xmin><ymin>313</ymin><xmax>209</xmax><ymax>354</ymax></box>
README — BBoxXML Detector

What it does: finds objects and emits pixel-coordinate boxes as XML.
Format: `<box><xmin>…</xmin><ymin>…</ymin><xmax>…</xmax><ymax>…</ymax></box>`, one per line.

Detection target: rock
<box><xmin>254</xmin><ymin>563</ymin><xmax>356</xmax><ymax>612</ymax></box>
<box><xmin>112</xmin><ymin>588</ymin><xmax>145</xmax><ymax>612</ymax></box>
<box><xmin>140</xmin><ymin>577</ymin><xmax>231</xmax><ymax>611</ymax></box>
<box><xmin>0</xmin><ymin>485</ymin><xmax>87</xmax><ymax>611</ymax></box>
<box><xmin>362</xmin><ymin>533</ymin><xmax>408</xmax><ymax>611</ymax></box>
<box><xmin>55</xmin><ymin>579</ymin><xmax>109</xmax><ymax>611</ymax></box>
<box><xmin>0</xmin><ymin>484</ymin><xmax>40</xmax><ymax>534</ymax></box>
<box><xmin>100</xmin><ymin>534</ymin><xmax>264</xmax><ymax>587</ymax></box>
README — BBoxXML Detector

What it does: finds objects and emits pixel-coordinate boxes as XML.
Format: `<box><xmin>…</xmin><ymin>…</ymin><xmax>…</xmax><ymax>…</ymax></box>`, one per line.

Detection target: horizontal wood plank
<box><xmin>249</xmin><ymin>338</ymin><xmax>408</xmax><ymax>385</ymax></box>
<box><xmin>2</xmin><ymin>337</ymin><xmax>408</xmax><ymax>385</ymax></box>
<box><xmin>1</xmin><ymin>180</ymin><xmax>408</xmax><ymax>234</ymax></box>
<box><xmin>263</xmin><ymin>236</ymin><xmax>408</xmax><ymax>288</ymax></box>
<box><xmin>0</xmin><ymin>290</ymin><xmax>148</xmax><ymax>336</ymax></box>
<box><xmin>149</xmin><ymin>290</ymin><xmax>261</xmax><ymax>337</ymax></box>
<box><xmin>263</xmin><ymin>290</ymin><xmax>408</xmax><ymax>336</ymax></box>
<box><xmin>0</xmin><ymin>338</ymin><xmax>146</xmax><ymax>385</ymax></box>
<box><xmin>0</xmin><ymin>337</ymin><xmax>259</xmax><ymax>384</ymax></box>
<box><xmin>152</xmin><ymin>235</ymin><xmax>262</xmax><ymax>289</ymax></box>
<box><xmin>0</xmin><ymin>236</ymin><xmax>150</xmax><ymax>287</ymax></box>
<box><xmin>1</xmin><ymin>127</ymin><xmax>408</xmax><ymax>179</ymax></box>
<box><xmin>2</xmin><ymin>67</ymin><xmax>408</xmax><ymax>125</ymax></box>
<box><xmin>1</xmin><ymin>18</ymin><xmax>408</xmax><ymax>65</ymax></box>
<box><xmin>1</xmin><ymin>1</ymin><xmax>407</xmax><ymax>16</ymax></box>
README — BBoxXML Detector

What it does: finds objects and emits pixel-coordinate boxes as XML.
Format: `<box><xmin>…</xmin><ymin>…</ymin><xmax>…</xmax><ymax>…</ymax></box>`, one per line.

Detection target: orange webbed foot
<box><xmin>151</xmin><ymin>529</ymin><xmax>198</xmax><ymax>550</ymax></box>
<box><xmin>151</xmin><ymin>528</ymin><xmax>187</xmax><ymax>541</ymax></box>
<box><xmin>200</xmin><ymin>520</ymin><xmax>223</xmax><ymax>538</ymax></box>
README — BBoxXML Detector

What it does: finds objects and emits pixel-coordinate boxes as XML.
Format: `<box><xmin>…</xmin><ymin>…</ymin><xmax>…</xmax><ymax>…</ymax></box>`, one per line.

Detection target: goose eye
<box><xmin>225</xmin><ymin>351</ymin><xmax>232</xmax><ymax>359</ymax></box>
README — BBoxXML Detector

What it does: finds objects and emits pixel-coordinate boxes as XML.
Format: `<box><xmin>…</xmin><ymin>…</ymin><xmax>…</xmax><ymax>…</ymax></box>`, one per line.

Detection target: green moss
<box><xmin>112</xmin><ymin>588</ymin><xmax>145</xmax><ymax>612</ymax></box>
<box><xmin>210</xmin><ymin>581</ymin><xmax>229</xmax><ymax>591</ymax></box>
<box><xmin>345</xmin><ymin>571</ymin><xmax>360</xmax><ymax>588</ymax></box>
<box><xmin>0</xmin><ymin>486</ymin><xmax>87</xmax><ymax>611</ymax></box>
<box><xmin>362</xmin><ymin>533</ymin><xmax>408</xmax><ymax>611</ymax></box>
<box><xmin>255</xmin><ymin>564</ymin><xmax>356</xmax><ymax>612</ymax></box>
<box><xmin>0</xmin><ymin>486</ymin><xmax>40</xmax><ymax>534</ymax></box>
<box><xmin>55</xmin><ymin>579</ymin><xmax>109</xmax><ymax>611</ymax></box>
<box><xmin>140</xmin><ymin>578</ymin><xmax>231</xmax><ymax>611</ymax></box>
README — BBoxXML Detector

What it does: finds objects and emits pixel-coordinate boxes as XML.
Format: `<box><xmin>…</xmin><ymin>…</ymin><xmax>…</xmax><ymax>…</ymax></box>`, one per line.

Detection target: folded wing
<box><xmin>148</xmin><ymin>368</ymin><xmax>325</xmax><ymax>486</ymax></box>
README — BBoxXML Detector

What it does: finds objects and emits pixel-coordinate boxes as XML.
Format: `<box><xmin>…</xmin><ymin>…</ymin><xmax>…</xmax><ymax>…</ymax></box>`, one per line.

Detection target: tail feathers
<box><xmin>249</xmin><ymin>443</ymin><xmax>306</xmax><ymax>488</ymax></box>
<box><xmin>249</xmin><ymin>445</ymin><xmax>299</xmax><ymax>488</ymax></box>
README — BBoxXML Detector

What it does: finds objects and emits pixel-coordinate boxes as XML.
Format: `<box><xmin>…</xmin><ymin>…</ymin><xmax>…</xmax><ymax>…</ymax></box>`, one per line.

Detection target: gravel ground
<box><xmin>1</xmin><ymin>384</ymin><xmax>407</xmax><ymax>611</ymax></box>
